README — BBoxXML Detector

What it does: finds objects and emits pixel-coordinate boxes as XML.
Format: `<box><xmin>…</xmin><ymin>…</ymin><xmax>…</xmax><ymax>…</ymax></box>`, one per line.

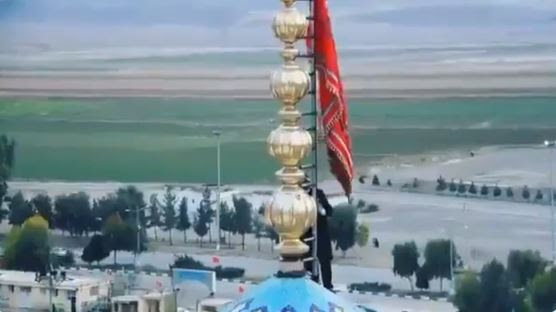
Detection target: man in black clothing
<box><xmin>301</xmin><ymin>184</ymin><xmax>334</xmax><ymax>290</ymax></box>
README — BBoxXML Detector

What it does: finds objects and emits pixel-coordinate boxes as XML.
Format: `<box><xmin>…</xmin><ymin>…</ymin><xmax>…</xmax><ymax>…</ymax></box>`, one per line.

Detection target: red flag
<box><xmin>238</xmin><ymin>284</ymin><xmax>245</xmax><ymax>294</ymax></box>
<box><xmin>308</xmin><ymin>0</ymin><xmax>354</xmax><ymax>195</ymax></box>
<box><xmin>212</xmin><ymin>256</ymin><xmax>221</xmax><ymax>265</ymax></box>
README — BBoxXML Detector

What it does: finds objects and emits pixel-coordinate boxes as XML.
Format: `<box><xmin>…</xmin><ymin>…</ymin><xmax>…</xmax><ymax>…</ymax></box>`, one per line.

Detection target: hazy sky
<box><xmin>1</xmin><ymin>0</ymin><xmax>556</xmax><ymax>49</ymax></box>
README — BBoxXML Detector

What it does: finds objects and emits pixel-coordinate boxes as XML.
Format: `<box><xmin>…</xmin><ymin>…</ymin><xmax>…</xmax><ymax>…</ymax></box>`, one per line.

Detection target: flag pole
<box><xmin>309</xmin><ymin>0</ymin><xmax>319</xmax><ymax>280</ymax></box>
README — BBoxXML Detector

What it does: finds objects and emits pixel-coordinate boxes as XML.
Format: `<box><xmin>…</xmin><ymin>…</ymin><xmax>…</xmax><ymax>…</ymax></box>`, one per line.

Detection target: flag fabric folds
<box><xmin>308</xmin><ymin>0</ymin><xmax>354</xmax><ymax>195</ymax></box>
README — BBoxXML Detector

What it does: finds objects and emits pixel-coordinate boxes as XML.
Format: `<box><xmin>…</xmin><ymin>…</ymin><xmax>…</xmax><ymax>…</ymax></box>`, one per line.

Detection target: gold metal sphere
<box><xmin>272</xmin><ymin>7</ymin><xmax>308</xmax><ymax>44</ymax></box>
<box><xmin>270</xmin><ymin>64</ymin><xmax>310</xmax><ymax>105</ymax></box>
<box><xmin>281</xmin><ymin>0</ymin><xmax>296</xmax><ymax>8</ymax></box>
<box><xmin>267</xmin><ymin>186</ymin><xmax>317</xmax><ymax>256</ymax></box>
<box><xmin>267</xmin><ymin>126</ymin><xmax>313</xmax><ymax>167</ymax></box>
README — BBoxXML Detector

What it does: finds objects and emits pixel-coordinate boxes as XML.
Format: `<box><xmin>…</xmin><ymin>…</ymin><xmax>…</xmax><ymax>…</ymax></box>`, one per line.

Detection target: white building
<box><xmin>111</xmin><ymin>291</ymin><xmax>175</xmax><ymax>312</ymax></box>
<box><xmin>0</xmin><ymin>269</ymin><xmax>110</xmax><ymax>311</ymax></box>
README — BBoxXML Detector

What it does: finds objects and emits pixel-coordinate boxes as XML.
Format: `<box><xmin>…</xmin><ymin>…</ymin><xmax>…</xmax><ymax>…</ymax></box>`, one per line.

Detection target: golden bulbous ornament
<box><xmin>267</xmin><ymin>186</ymin><xmax>317</xmax><ymax>256</ymax></box>
<box><xmin>270</xmin><ymin>63</ymin><xmax>310</xmax><ymax>105</ymax></box>
<box><xmin>281</xmin><ymin>0</ymin><xmax>296</xmax><ymax>8</ymax></box>
<box><xmin>267</xmin><ymin>126</ymin><xmax>313</xmax><ymax>167</ymax></box>
<box><xmin>272</xmin><ymin>7</ymin><xmax>308</xmax><ymax>44</ymax></box>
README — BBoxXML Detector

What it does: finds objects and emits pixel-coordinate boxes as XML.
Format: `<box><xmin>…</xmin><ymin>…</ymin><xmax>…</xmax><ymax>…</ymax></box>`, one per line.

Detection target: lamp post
<box><xmin>125</xmin><ymin>207</ymin><xmax>148</xmax><ymax>268</ymax></box>
<box><xmin>213</xmin><ymin>130</ymin><xmax>222</xmax><ymax>251</ymax></box>
<box><xmin>544</xmin><ymin>140</ymin><xmax>556</xmax><ymax>264</ymax></box>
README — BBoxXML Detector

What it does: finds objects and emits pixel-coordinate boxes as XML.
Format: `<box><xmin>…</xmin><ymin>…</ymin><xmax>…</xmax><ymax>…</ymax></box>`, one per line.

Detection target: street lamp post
<box><xmin>213</xmin><ymin>130</ymin><xmax>222</xmax><ymax>251</ymax></box>
<box><xmin>544</xmin><ymin>140</ymin><xmax>556</xmax><ymax>264</ymax></box>
<box><xmin>125</xmin><ymin>207</ymin><xmax>148</xmax><ymax>268</ymax></box>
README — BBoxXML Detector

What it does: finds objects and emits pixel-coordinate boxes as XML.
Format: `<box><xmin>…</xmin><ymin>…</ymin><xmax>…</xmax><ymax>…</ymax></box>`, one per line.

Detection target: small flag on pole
<box><xmin>212</xmin><ymin>256</ymin><xmax>221</xmax><ymax>265</ymax></box>
<box><xmin>238</xmin><ymin>283</ymin><xmax>245</xmax><ymax>294</ymax></box>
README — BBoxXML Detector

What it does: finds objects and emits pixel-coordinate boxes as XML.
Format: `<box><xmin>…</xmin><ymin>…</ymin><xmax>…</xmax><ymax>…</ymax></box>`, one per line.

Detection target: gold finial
<box><xmin>267</xmin><ymin>0</ymin><xmax>316</xmax><ymax>261</ymax></box>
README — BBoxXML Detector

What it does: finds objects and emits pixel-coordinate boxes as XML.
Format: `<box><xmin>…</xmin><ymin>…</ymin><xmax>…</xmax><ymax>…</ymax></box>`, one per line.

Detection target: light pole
<box><xmin>213</xmin><ymin>130</ymin><xmax>222</xmax><ymax>251</ymax></box>
<box><xmin>544</xmin><ymin>140</ymin><xmax>556</xmax><ymax>264</ymax></box>
<box><xmin>125</xmin><ymin>207</ymin><xmax>148</xmax><ymax>268</ymax></box>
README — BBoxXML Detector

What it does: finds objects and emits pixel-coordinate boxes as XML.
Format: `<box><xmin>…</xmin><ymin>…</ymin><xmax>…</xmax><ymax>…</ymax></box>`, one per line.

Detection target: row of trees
<box><xmin>0</xmin><ymin>135</ymin><xmax>15</xmax><ymax>212</ymax></box>
<box><xmin>454</xmin><ymin>250</ymin><xmax>555</xmax><ymax>312</ymax></box>
<box><xmin>437</xmin><ymin>176</ymin><xmax>550</xmax><ymax>201</ymax></box>
<box><xmin>392</xmin><ymin>239</ymin><xmax>460</xmax><ymax>292</ymax></box>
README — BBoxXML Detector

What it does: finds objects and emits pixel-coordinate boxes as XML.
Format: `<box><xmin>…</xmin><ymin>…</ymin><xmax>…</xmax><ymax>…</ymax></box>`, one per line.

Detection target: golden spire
<box><xmin>267</xmin><ymin>0</ymin><xmax>316</xmax><ymax>263</ymax></box>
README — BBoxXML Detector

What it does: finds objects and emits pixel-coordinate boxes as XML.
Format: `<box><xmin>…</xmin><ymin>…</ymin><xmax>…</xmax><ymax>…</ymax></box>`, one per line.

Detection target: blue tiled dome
<box><xmin>221</xmin><ymin>276</ymin><xmax>360</xmax><ymax>312</ymax></box>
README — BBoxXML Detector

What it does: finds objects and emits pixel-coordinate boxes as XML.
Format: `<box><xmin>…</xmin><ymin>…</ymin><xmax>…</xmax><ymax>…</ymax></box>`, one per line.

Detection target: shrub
<box><xmin>522</xmin><ymin>186</ymin><xmax>531</xmax><ymax>200</ymax></box>
<box><xmin>535</xmin><ymin>190</ymin><xmax>544</xmax><ymax>201</ymax></box>
<box><xmin>436</xmin><ymin>176</ymin><xmax>447</xmax><ymax>191</ymax></box>
<box><xmin>493</xmin><ymin>186</ymin><xmax>502</xmax><ymax>197</ymax></box>
<box><xmin>360</xmin><ymin>204</ymin><xmax>379</xmax><ymax>214</ymax></box>
<box><xmin>173</xmin><ymin>255</ymin><xmax>245</xmax><ymax>279</ymax></box>
<box><xmin>458</xmin><ymin>181</ymin><xmax>467</xmax><ymax>194</ymax></box>
<box><xmin>349</xmin><ymin>282</ymin><xmax>392</xmax><ymax>292</ymax></box>
<box><xmin>468</xmin><ymin>183</ymin><xmax>477</xmax><ymax>195</ymax></box>
<box><xmin>480</xmin><ymin>185</ymin><xmax>489</xmax><ymax>196</ymax></box>
<box><xmin>506</xmin><ymin>187</ymin><xmax>514</xmax><ymax>198</ymax></box>
<box><xmin>372</xmin><ymin>175</ymin><xmax>380</xmax><ymax>186</ymax></box>
<box><xmin>449</xmin><ymin>180</ymin><xmax>457</xmax><ymax>192</ymax></box>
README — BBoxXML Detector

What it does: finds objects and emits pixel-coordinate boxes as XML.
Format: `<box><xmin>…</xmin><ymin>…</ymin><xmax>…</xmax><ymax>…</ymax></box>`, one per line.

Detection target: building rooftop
<box><xmin>0</xmin><ymin>270</ymin><xmax>107</xmax><ymax>290</ymax></box>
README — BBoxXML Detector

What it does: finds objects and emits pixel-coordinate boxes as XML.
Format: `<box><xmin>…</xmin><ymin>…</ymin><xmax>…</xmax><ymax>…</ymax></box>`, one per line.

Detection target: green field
<box><xmin>1</xmin><ymin>97</ymin><xmax>556</xmax><ymax>184</ymax></box>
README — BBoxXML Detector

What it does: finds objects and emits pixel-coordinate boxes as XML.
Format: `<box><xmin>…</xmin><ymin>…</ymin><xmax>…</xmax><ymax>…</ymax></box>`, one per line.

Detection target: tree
<box><xmin>4</xmin><ymin>214</ymin><xmax>50</xmax><ymax>274</ymax></box>
<box><xmin>81</xmin><ymin>234</ymin><xmax>110</xmax><ymax>265</ymax></box>
<box><xmin>522</xmin><ymin>186</ymin><xmax>531</xmax><ymax>200</ymax></box>
<box><xmin>528</xmin><ymin>267</ymin><xmax>556</xmax><ymax>312</ymax></box>
<box><xmin>356</xmin><ymin>223</ymin><xmax>370</xmax><ymax>247</ymax></box>
<box><xmin>458</xmin><ymin>181</ymin><xmax>467</xmax><ymax>194</ymax></box>
<box><xmin>31</xmin><ymin>194</ymin><xmax>54</xmax><ymax>228</ymax></box>
<box><xmin>493</xmin><ymin>185</ymin><xmax>502</xmax><ymax>197</ymax></box>
<box><xmin>372</xmin><ymin>175</ymin><xmax>380</xmax><ymax>186</ymax></box>
<box><xmin>436</xmin><ymin>176</ymin><xmax>447</xmax><ymax>191</ymax></box>
<box><xmin>454</xmin><ymin>272</ymin><xmax>481</xmax><ymax>312</ymax></box>
<box><xmin>415</xmin><ymin>265</ymin><xmax>430</xmax><ymax>290</ymax></box>
<box><xmin>176</xmin><ymin>197</ymin><xmax>191</xmax><ymax>243</ymax></box>
<box><xmin>200</xmin><ymin>187</ymin><xmax>215</xmax><ymax>243</ymax></box>
<box><xmin>252</xmin><ymin>211</ymin><xmax>266</xmax><ymax>252</ymax></box>
<box><xmin>219</xmin><ymin>202</ymin><xmax>236</xmax><ymax>247</ymax></box>
<box><xmin>54</xmin><ymin>192</ymin><xmax>92</xmax><ymax>236</ymax></box>
<box><xmin>507</xmin><ymin>187</ymin><xmax>514</xmax><ymax>198</ymax></box>
<box><xmin>392</xmin><ymin>241</ymin><xmax>419</xmax><ymax>290</ymax></box>
<box><xmin>535</xmin><ymin>190</ymin><xmax>544</xmax><ymax>201</ymax></box>
<box><xmin>449</xmin><ymin>180</ymin><xmax>457</xmax><ymax>192</ymax></box>
<box><xmin>147</xmin><ymin>194</ymin><xmax>162</xmax><ymax>241</ymax></box>
<box><xmin>468</xmin><ymin>182</ymin><xmax>477</xmax><ymax>195</ymax></box>
<box><xmin>194</xmin><ymin>213</ymin><xmax>209</xmax><ymax>247</ymax></box>
<box><xmin>423</xmin><ymin>239</ymin><xmax>458</xmax><ymax>291</ymax></box>
<box><xmin>480</xmin><ymin>184</ymin><xmax>489</xmax><ymax>196</ymax></box>
<box><xmin>161</xmin><ymin>186</ymin><xmax>177</xmax><ymax>245</ymax></box>
<box><xmin>0</xmin><ymin>135</ymin><xmax>15</xmax><ymax>213</ymax></box>
<box><xmin>479</xmin><ymin>260</ymin><xmax>512</xmax><ymax>312</ymax></box>
<box><xmin>103</xmin><ymin>213</ymin><xmax>135</xmax><ymax>265</ymax></box>
<box><xmin>507</xmin><ymin>250</ymin><xmax>547</xmax><ymax>289</ymax></box>
<box><xmin>8</xmin><ymin>192</ymin><xmax>33</xmax><ymax>226</ymax></box>
<box><xmin>387</xmin><ymin>179</ymin><xmax>393</xmax><ymax>187</ymax></box>
<box><xmin>329</xmin><ymin>204</ymin><xmax>357</xmax><ymax>257</ymax></box>
<box><xmin>233</xmin><ymin>196</ymin><xmax>253</xmax><ymax>250</ymax></box>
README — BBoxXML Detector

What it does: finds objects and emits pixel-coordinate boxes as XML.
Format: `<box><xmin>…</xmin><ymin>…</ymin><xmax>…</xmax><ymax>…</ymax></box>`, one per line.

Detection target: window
<box><xmin>8</xmin><ymin>285</ymin><xmax>14</xmax><ymax>293</ymax></box>
<box><xmin>90</xmin><ymin>286</ymin><xmax>99</xmax><ymax>296</ymax></box>
<box><xmin>20</xmin><ymin>286</ymin><xmax>32</xmax><ymax>294</ymax></box>
<box><xmin>55</xmin><ymin>289</ymin><xmax>59</xmax><ymax>297</ymax></box>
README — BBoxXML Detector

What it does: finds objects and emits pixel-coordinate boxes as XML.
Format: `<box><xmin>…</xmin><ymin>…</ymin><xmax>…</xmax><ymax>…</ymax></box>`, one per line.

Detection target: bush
<box><xmin>449</xmin><ymin>180</ymin><xmax>457</xmax><ymax>192</ymax></box>
<box><xmin>535</xmin><ymin>190</ymin><xmax>544</xmax><ymax>201</ymax></box>
<box><xmin>387</xmin><ymin>179</ymin><xmax>393</xmax><ymax>187</ymax></box>
<box><xmin>372</xmin><ymin>175</ymin><xmax>380</xmax><ymax>186</ymax></box>
<box><xmin>522</xmin><ymin>186</ymin><xmax>531</xmax><ymax>200</ymax></box>
<box><xmin>436</xmin><ymin>176</ymin><xmax>447</xmax><ymax>191</ymax></box>
<box><xmin>214</xmin><ymin>266</ymin><xmax>245</xmax><ymax>279</ymax></box>
<box><xmin>458</xmin><ymin>181</ymin><xmax>467</xmax><ymax>194</ymax></box>
<box><xmin>468</xmin><ymin>183</ymin><xmax>477</xmax><ymax>195</ymax></box>
<box><xmin>480</xmin><ymin>185</ymin><xmax>489</xmax><ymax>196</ymax></box>
<box><xmin>506</xmin><ymin>187</ymin><xmax>514</xmax><ymax>198</ymax></box>
<box><xmin>493</xmin><ymin>186</ymin><xmax>502</xmax><ymax>197</ymax></box>
<box><xmin>360</xmin><ymin>204</ymin><xmax>379</xmax><ymax>214</ymax></box>
<box><xmin>349</xmin><ymin>282</ymin><xmax>392</xmax><ymax>292</ymax></box>
<box><xmin>173</xmin><ymin>255</ymin><xmax>245</xmax><ymax>279</ymax></box>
